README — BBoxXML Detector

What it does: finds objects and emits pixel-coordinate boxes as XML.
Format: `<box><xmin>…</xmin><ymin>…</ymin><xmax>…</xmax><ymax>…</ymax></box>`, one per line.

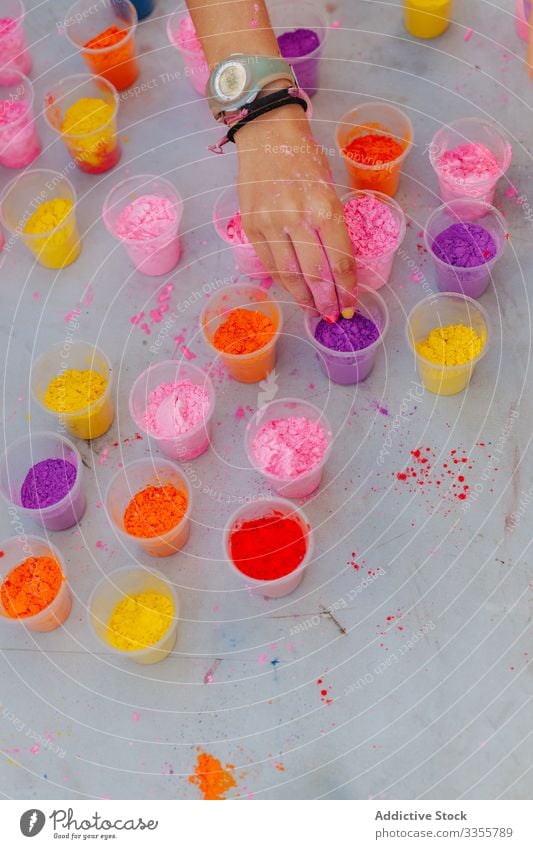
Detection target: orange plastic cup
<box><xmin>336</xmin><ymin>103</ymin><xmax>414</xmax><ymax>197</ymax></box>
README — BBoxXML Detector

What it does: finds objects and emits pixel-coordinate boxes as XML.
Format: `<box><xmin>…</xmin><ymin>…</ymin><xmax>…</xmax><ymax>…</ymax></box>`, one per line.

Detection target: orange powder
<box><xmin>84</xmin><ymin>25</ymin><xmax>127</xmax><ymax>50</ymax></box>
<box><xmin>344</xmin><ymin>133</ymin><xmax>404</xmax><ymax>166</ymax></box>
<box><xmin>82</xmin><ymin>25</ymin><xmax>138</xmax><ymax>91</ymax></box>
<box><xmin>213</xmin><ymin>308</ymin><xmax>275</xmax><ymax>355</ymax></box>
<box><xmin>188</xmin><ymin>751</ymin><xmax>237</xmax><ymax>800</ymax></box>
<box><xmin>1</xmin><ymin>556</ymin><xmax>63</xmax><ymax>618</ymax></box>
<box><xmin>123</xmin><ymin>484</ymin><xmax>188</xmax><ymax>538</ymax></box>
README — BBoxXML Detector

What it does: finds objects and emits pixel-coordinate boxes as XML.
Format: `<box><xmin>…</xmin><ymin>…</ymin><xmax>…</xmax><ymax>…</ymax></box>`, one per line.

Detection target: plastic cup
<box><xmin>213</xmin><ymin>186</ymin><xmax>268</xmax><ymax>279</ymax></box>
<box><xmin>406</xmin><ymin>292</ymin><xmax>491</xmax><ymax>396</ymax></box>
<box><xmin>404</xmin><ymin>0</ymin><xmax>453</xmax><ymax>39</ymax></box>
<box><xmin>429</xmin><ymin>117</ymin><xmax>512</xmax><ymax>205</ymax></box>
<box><xmin>245</xmin><ymin>398</ymin><xmax>332</xmax><ymax>498</ymax></box>
<box><xmin>269</xmin><ymin>0</ymin><xmax>328</xmax><ymax>97</ymax></box>
<box><xmin>31</xmin><ymin>340</ymin><xmax>114</xmax><ymax>440</ymax></box>
<box><xmin>129</xmin><ymin>360</ymin><xmax>215</xmax><ymax>461</ymax></box>
<box><xmin>88</xmin><ymin>566</ymin><xmax>179</xmax><ymax>664</ymax></box>
<box><xmin>516</xmin><ymin>0</ymin><xmax>529</xmax><ymax>40</ymax></box>
<box><xmin>105</xmin><ymin>459</ymin><xmax>192</xmax><ymax>558</ymax></box>
<box><xmin>304</xmin><ymin>285</ymin><xmax>389</xmax><ymax>385</ymax></box>
<box><xmin>225</xmin><ymin>498</ymin><xmax>313</xmax><ymax>599</ymax></box>
<box><xmin>0</xmin><ymin>169</ymin><xmax>81</xmax><ymax>269</ymax></box>
<box><xmin>166</xmin><ymin>12</ymin><xmax>209</xmax><ymax>97</ymax></box>
<box><xmin>336</xmin><ymin>103</ymin><xmax>414</xmax><ymax>197</ymax></box>
<box><xmin>201</xmin><ymin>281</ymin><xmax>283</xmax><ymax>384</ymax></box>
<box><xmin>0</xmin><ymin>432</ymin><xmax>86</xmax><ymax>531</ymax></box>
<box><xmin>44</xmin><ymin>73</ymin><xmax>121</xmax><ymax>174</ymax></box>
<box><xmin>0</xmin><ymin>536</ymin><xmax>71</xmax><ymax>632</ymax></box>
<box><xmin>424</xmin><ymin>199</ymin><xmax>506</xmax><ymax>299</ymax></box>
<box><xmin>341</xmin><ymin>189</ymin><xmax>406</xmax><ymax>290</ymax></box>
<box><xmin>0</xmin><ymin>0</ymin><xmax>32</xmax><ymax>81</ymax></box>
<box><xmin>0</xmin><ymin>69</ymin><xmax>41</xmax><ymax>169</ymax></box>
<box><xmin>103</xmin><ymin>174</ymin><xmax>183</xmax><ymax>276</ymax></box>
<box><xmin>63</xmin><ymin>0</ymin><xmax>139</xmax><ymax>92</ymax></box>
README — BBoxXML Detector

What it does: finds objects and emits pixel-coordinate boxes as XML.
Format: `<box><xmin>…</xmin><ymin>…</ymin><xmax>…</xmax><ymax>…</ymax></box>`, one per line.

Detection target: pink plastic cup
<box><xmin>224</xmin><ymin>498</ymin><xmax>314</xmax><ymax>599</ymax></box>
<box><xmin>244</xmin><ymin>398</ymin><xmax>332</xmax><ymax>498</ymax></box>
<box><xmin>0</xmin><ymin>0</ymin><xmax>32</xmax><ymax>81</ymax></box>
<box><xmin>0</xmin><ymin>69</ymin><xmax>41</xmax><ymax>169</ymax></box>
<box><xmin>129</xmin><ymin>360</ymin><xmax>215</xmax><ymax>461</ymax></box>
<box><xmin>341</xmin><ymin>189</ymin><xmax>406</xmax><ymax>290</ymax></box>
<box><xmin>166</xmin><ymin>12</ymin><xmax>209</xmax><ymax>97</ymax></box>
<box><xmin>105</xmin><ymin>458</ymin><xmax>192</xmax><ymax>558</ymax></box>
<box><xmin>516</xmin><ymin>0</ymin><xmax>530</xmax><ymax>40</ymax></box>
<box><xmin>0</xmin><ymin>536</ymin><xmax>71</xmax><ymax>632</ymax></box>
<box><xmin>0</xmin><ymin>431</ymin><xmax>86</xmax><ymax>531</ymax></box>
<box><xmin>213</xmin><ymin>186</ymin><xmax>269</xmax><ymax>279</ymax></box>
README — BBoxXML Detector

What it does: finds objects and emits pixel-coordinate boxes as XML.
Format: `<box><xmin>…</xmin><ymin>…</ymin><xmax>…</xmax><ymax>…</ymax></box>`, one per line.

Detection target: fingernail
<box><xmin>341</xmin><ymin>307</ymin><xmax>355</xmax><ymax>320</ymax></box>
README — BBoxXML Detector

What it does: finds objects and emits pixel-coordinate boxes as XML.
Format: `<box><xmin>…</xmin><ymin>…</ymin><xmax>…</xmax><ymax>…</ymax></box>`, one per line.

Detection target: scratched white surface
<box><xmin>0</xmin><ymin>0</ymin><xmax>532</xmax><ymax>800</ymax></box>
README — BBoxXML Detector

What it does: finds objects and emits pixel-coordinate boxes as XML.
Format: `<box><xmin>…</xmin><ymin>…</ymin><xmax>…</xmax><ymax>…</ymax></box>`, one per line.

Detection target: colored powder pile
<box><xmin>123</xmin><ymin>483</ymin><xmax>188</xmax><ymax>537</ymax></box>
<box><xmin>315</xmin><ymin>312</ymin><xmax>379</xmax><ymax>352</ymax></box>
<box><xmin>226</xmin><ymin>211</ymin><xmax>249</xmax><ymax>245</ymax></box>
<box><xmin>437</xmin><ymin>143</ymin><xmax>500</xmax><ymax>183</ymax></box>
<box><xmin>0</xmin><ymin>99</ymin><xmax>28</xmax><ymax>125</ymax></box>
<box><xmin>344</xmin><ymin>193</ymin><xmax>400</xmax><ymax>256</ymax></box>
<box><xmin>344</xmin><ymin>133</ymin><xmax>404</xmax><ymax>166</ymax></box>
<box><xmin>229</xmin><ymin>510</ymin><xmax>307</xmax><ymax>580</ymax></box>
<box><xmin>107</xmin><ymin>590</ymin><xmax>173</xmax><ymax>651</ymax></box>
<box><xmin>277</xmin><ymin>28</ymin><xmax>320</xmax><ymax>58</ymax></box>
<box><xmin>432</xmin><ymin>222</ymin><xmax>497</xmax><ymax>268</ymax></box>
<box><xmin>213</xmin><ymin>308</ymin><xmax>275</xmax><ymax>355</ymax></box>
<box><xmin>142</xmin><ymin>380</ymin><xmax>210</xmax><ymax>438</ymax></box>
<box><xmin>416</xmin><ymin>324</ymin><xmax>483</xmax><ymax>366</ymax></box>
<box><xmin>84</xmin><ymin>25</ymin><xmax>127</xmax><ymax>50</ymax></box>
<box><xmin>0</xmin><ymin>556</ymin><xmax>63</xmax><ymax>618</ymax></box>
<box><xmin>176</xmin><ymin>14</ymin><xmax>203</xmax><ymax>51</ymax></box>
<box><xmin>114</xmin><ymin>195</ymin><xmax>177</xmax><ymax>241</ymax></box>
<box><xmin>20</xmin><ymin>459</ymin><xmax>77</xmax><ymax>509</ymax></box>
<box><xmin>251</xmin><ymin>416</ymin><xmax>328</xmax><ymax>478</ymax></box>
<box><xmin>61</xmin><ymin>97</ymin><xmax>113</xmax><ymax>134</ymax></box>
<box><xmin>188</xmin><ymin>751</ymin><xmax>237</xmax><ymax>801</ymax></box>
<box><xmin>0</xmin><ymin>17</ymin><xmax>17</xmax><ymax>35</ymax></box>
<box><xmin>24</xmin><ymin>199</ymin><xmax>73</xmax><ymax>236</ymax></box>
<box><xmin>44</xmin><ymin>369</ymin><xmax>107</xmax><ymax>413</ymax></box>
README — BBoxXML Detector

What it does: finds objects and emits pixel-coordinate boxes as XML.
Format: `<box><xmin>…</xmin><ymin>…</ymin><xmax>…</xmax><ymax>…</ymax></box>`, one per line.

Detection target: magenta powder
<box><xmin>20</xmin><ymin>458</ymin><xmax>77</xmax><ymax>509</ymax></box>
<box><xmin>252</xmin><ymin>416</ymin><xmax>328</xmax><ymax>478</ymax></box>
<box><xmin>432</xmin><ymin>222</ymin><xmax>497</xmax><ymax>267</ymax></box>
<box><xmin>344</xmin><ymin>194</ymin><xmax>401</xmax><ymax>257</ymax></box>
<box><xmin>226</xmin><ymin>211</ymin><xmax>248</xmax><ymax>245</ymax></box>
<box><xmin>143</xmin><ymin>380</ymin><xmax>210</xmax><ymax>437</ymax></box>
<box><xmin>315</xmin><ymin>312</ymin><xmax>380</xmax><ymax>352</ymax></box>
<box><xmin>277</xmin><ymin>28</ymin><xmax>320</xmax><ymax>58</ymax></box>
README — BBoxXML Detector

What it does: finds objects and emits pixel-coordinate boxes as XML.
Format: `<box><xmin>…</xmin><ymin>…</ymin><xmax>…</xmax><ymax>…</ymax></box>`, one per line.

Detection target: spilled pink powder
<box><xmin>143</xmin><ymin>380</ymin><xmax>210</xmax><ymax>437</ymax></box>
<box><xmin>344</xmin><ymin>194</ymin><xmax>400</xmax><ymax>257</ymax></box>
<box><xmin>115</xmin><ymin>195</ymin><xmax>177</xmax><ymax>241</ymax></box>
<box><xmin>226</xmin><ymin>211</ymin><xmax>249</xmax><ymax>244</ymax></box>
<box><xmin>437</xmin><ymin>143</ymin><xmax>501</xmax><ymax>183</ymax></box>
<box><xmin>251</xmin><ymin>416</ymin><xmax>329</xmax><ymax>478</ymax></box>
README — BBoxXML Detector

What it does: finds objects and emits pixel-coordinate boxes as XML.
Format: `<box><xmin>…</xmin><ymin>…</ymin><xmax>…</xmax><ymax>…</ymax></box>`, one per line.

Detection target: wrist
<box><xmin>234</xmin><ymin>84</ymin><xmax>310</xmax><ymax>148</ymax></box>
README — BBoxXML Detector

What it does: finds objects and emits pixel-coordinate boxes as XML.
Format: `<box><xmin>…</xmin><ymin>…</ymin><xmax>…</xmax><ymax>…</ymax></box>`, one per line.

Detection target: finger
<box><xmin>265</xmin><ymin>230</ymin><xmax>318</xmax><ymax>314</ymax></box>
<box><xmin>245</xmin><ymin>228</ymin><xmax>277</xmax><ymax>277</ymax></box>
<box><xmin>317</xmin><ymin>221</ymin><xmax>358</xmax><ymax>319</ymax></box>
<box><xmin>290</xmin><ymin>225</ymin><xmax>340</xmax><ymax>322</ymax></box>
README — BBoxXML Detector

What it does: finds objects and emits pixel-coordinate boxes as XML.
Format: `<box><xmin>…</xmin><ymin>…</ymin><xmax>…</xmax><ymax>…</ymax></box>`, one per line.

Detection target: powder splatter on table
<box><xmin>432</xmin><ymin>222</ymin><xmax>497</xmax><ymax>267</ymax></box>
<box><xmin>20</xmin><ymin>458</ymin><xmax>77</xmax><ymax>509</ymax></box>
<box><xmin>394</xmin><ymin>447</ymin><xmax>474</xmax><ymax>502</ymax></box>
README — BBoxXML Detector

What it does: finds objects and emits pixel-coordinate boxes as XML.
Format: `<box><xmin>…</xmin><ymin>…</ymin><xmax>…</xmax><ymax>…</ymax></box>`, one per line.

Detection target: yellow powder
<box><xmin>60</xmin><ymin>96</ymin><xmax>118</xmax><ymax>171</ymax></box>
<box><xmin>23</xmin><ymin>198</ymin><xmax>80</xmax><ymax>269</ymax></box>
<box><xmin>107</xmin><ymin>591</ymin><xmax>174</xmax><ymax>651</ymax></box>
<box><xmin>25</xmin><ymin>198</ymin><xmax>73</xmax><ymax>235</ymax></box>
<box><xmin>416</xmin><ymin>323</ymin><xmax>483</xmax><ymax>366</ymax></box>
<box><xmin>44</xmin><ymin>369</ymin><xmax>107</xmax><ymax>413</ymax></box>
<box><xmin>61</xmin><ymin>97</ymin><xmax>114</xmax><ymax>135</ymax></box>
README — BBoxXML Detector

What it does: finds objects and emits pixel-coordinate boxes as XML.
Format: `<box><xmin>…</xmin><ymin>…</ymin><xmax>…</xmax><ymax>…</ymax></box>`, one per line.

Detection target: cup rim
<box><xmin>212</xmin><ymin>185</ymin><xmax>246</xmax><ymax>245</ymax></box>
<box><xmin>103</xmin><ymin>174</ymin><xmax>184</xmax><ymax>245</ymax></box>
<box><xmin>31</xmin><ymin>339</ymin><xmax>113</xmax><ymax>420</ymax></box>
<box><xmin>166</xmin><ymin>10</ymin><xmax>204</xmax><ymax>55</ymax></box>
<box><xmin>428</xmin><ymin>116</ymin><xmax>512</xmax><ymax>181</ymax></box>
<box><xmin>0</xmin><ymin>68</ymin><xmax>34</xmax><ymax>127</ymax></box>
<box><xmin>268</xmin><ymin>0</ymin><xmax>329</xmax><ymax>58</ymax></box>
<box><xmin>303</xmin><ymin>284</ymin><xmax>390</xmax><ymax>360</ymax></box>
<box><xmin>64</xmin><ymin>0</ymin><xmax>138</xmax><ymax>52</ymax></box>
<box><xmin>405</xmin><ymin>291</ymin><xmax>492</xmax><ymax>372</ymax></box>
<box><xmin>0</xmin><ymin>168</ymin><xmax>78</xmax><ymax>240</ymax></box>
<box><xmin>44</xmin><ymin>72</ymin><xmax>119</xmax><ymax>139</ymax></box>
<box><xmin>0</xmin><ymin>534</ymin><xmax>68</xmax><ymax>625</ymax></box>
<box><xmin>87</xmin><ymin>565</ymin><xmax>179</xmax><ymax>658</ymax></box>
<box><xmin>335</xmin><ymin>102</ymin><xmax>414</xmax><ymax>172</ymax></box>
<box><xmin>224</xmin><ymin>496</ymin><xmax>314</xmax><ymax>588</ymax></box>
<box><xmin>341</xmin><ymin>188</ymin><xmax>407</xmax><ymax>258</ymax></box>
<box><xmin>423</xmin><ymin>199</ymin><xmax>507</xmax><ymax>270</ymax></box>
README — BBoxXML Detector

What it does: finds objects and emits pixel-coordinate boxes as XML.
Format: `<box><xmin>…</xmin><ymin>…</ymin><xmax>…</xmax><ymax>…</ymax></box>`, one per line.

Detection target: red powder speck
<box><xmin>411</xmin><ymin>449</ymin><xmax>421</xmax><ymax>458</ymax></box>
<box><xmin>458</xmin><ymin>493</ymin><xmax>466</xmax><ymax>500</ymax></box>
<box><xmin>397</xmin><ymin>472</ymin><xmax>407</xmax><ymax>481</ymax></box>
<box><xmin>458</xmin><ymin>475</ymin><xmax>465</xmax><ymax>482</ymax></box>
<box><xmin>320</xmin><ymin>689</ymin><xmax>328</xmax><ymax>696</ymax></box>
<box><xmin>316</xmin><ymin>678</ymin><xmax>322</xmax><ymax>685</ymax></box>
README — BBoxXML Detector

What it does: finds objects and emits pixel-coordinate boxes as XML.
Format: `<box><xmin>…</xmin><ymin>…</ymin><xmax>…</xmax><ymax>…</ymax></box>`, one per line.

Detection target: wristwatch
<box><xmin>206</xmin><ymin>53</ymin><xmax>298</xmax><ymax>122</ymax></box>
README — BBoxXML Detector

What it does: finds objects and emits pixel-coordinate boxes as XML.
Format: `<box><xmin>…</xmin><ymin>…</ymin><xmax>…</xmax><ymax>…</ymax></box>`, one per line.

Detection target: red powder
<box><xmin>229</xmin><ymin>511</ymin><xmax>307</xmax><ymax>580</ymax></box>
<box><xmin>344</xmin><ymin>133</ymin><xmax>404</xmax><ymax>166</ymax></box>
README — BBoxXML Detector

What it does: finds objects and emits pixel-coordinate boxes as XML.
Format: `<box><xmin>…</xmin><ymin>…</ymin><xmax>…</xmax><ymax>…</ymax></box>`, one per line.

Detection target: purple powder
<box><xmin>21</xmin><ymin>458</ymin><xmax>77</xmax><ymax>509</ymax></box>
<box><xmin>432</xmin><ymin>222</ymin><xmax>497</xmax><ymax>268</ymax></box>
<box><xmin>315</xmin><ymin>312</ymin><xmax>380</xmax><ymax>352</ymax></box>
<box><xmin>278</xmin><ymin>28</ymin><xmax>320</xmax><ymax>58</ymax></box>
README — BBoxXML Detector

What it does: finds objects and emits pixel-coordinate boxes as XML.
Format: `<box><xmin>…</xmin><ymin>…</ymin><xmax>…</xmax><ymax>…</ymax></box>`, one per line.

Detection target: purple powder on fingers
<box><xmin>432</xmin><ymin>222</ymin><xmax>497</xmax><ymax>268</ymax></box>
<box><xmin>21</xmin><ymin>458</ymin><xmax>77</xmax><ymax>509</ymax></box>
<box><xmin>278</xmin><ymin>28</ymin><xmax>320</xmax><ymax>58</ymax></box>
<box><xmin>315</xmin><ymin>312</ymin><xmax>380</xmax><ymax>352</ymax></box>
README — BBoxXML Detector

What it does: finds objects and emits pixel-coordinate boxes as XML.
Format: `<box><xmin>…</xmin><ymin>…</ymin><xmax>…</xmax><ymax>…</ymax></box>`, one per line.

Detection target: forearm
<box><xmin>186</xmin><ymin>0</ymin><xmax>280</xmax><ymax>66</ymax></box>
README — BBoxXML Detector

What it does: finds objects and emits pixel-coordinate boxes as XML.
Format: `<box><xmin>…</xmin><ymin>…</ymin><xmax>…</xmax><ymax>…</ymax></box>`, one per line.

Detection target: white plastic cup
<box><xmin>166</xmin><ymin>12</ymin><xmax>209</xmax><ymax>96</ymax></box>
<box><xmin>129</xmin><ymin>361</ymin><xmax>215</xmax><ymax>461</ymax></box>
<box><xmin>341</xmin><ymin>189</ymin><xmax>406</xmax><ymax>290</ymax></box>
<box><xmin>88</xmin><ymin>566</ymin><xmax>179</xmax><ymax>664</ymax></box>
<box><xmin>224</xmin><ymin>498</ymin><xmax>313</xmax><ymax>599</ymax></box>
<box><xmin>105</xmin><ymin>458</ymin><xmax>192</xmax><ymax>557</ymax></box>
<box><xmin>0</xmin><ymin>431</ymin><xmax>86</xmax><ymax>531</ymax></box>
<box><xmin>0</xmin><ymin>69</ymin><xmax>41</xmax><ymax>169</ymax></box>
<box><xmin>245</xmin><ymin>398</ymin><xmax>332</xmax><ymax>498</ymax></box>
<box><xmin>0</xmin><ymin>536</ymin><xmax>71</xmax><ymax>632</ymax></box>
<box><xmin>212</xmin><ymin>186</ymin><xmax>268</xmax><ymax>279</ymax></box>
<box><xmin>269</xmin><ymin>0</ymin><xmax>328</xmax><ymax>97</ymax></box>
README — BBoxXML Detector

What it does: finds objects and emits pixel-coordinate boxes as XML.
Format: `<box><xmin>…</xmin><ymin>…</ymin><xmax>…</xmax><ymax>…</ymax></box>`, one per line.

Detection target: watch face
<box><xmin>216</xmin><ymin>61</ymin><xmax>247</xmax><ymax>101</ymax></box>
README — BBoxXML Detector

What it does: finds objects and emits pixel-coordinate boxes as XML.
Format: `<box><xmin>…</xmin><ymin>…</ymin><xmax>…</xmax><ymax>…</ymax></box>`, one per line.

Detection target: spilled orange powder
<box><xmin>188</xmin><ymin>751</ymin><xmax>237</xmax><ymax>800</ymax></box>
<box><xmin>213</xmin><ymin>308</ymin><xmax>275</xmax><ymax>355</ymax></box>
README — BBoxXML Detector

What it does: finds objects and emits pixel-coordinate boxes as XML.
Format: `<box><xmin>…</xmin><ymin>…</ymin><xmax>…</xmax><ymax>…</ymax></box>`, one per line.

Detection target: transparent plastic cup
<box><xmin>0</xmin><ymin>168</ymin><xmax>81</xmax><ymax>269</ymax></box>
<box><xmin>224</xmin><ymin>498</ymin><xmax>313</xmax><ymax>599</ymax></box>
<box><xmin>200</xmin><ymin>281</ymin><xmax>283</xmax><ymax>384</ymax></box>
<box><xmin>0</xmin><ymin>535</ymin><xmax>71</xmax><ymax>632</ymax></box>
<box><xmin>103</xmin><ymin>175</ymin><xmax>183</xmax><ymax>276</ymax></box>
<box><xmin>105</xmin><ymin>459</ymin><xmax>192</xmax><ymax>558</ymax></box>
<box><xmin>269</xmin><ymin>0</ymin><xmax>328</xmax><ymax>97</ymax></box>
<box><xmin>166</xmin><ymin>12</ymin><xmax>209</xmax><ymax>97</ymax></box>
<box><xmin>341</xmin><ymin>189</ymin><xmax>406</xmax><ymax>290</ymax></box>
<box><xmin>0</xmin><ymin>431</ymin><xmax>86</xmax><ymax>531</ymax></box>
<box><xmin>424</xmin><ymin>199</ymin><xmax>506</xmax><ymax>299</ymax></box>
<box><xmin>406</xmin><ymin>292</ymin><xmax>491</xmax><ymax>395</ymax></box>
<box><xmin>516</xmin><ymin>0</ymin><xmax>529</xmax><ymax>41</ymax></box>
<box><xmin>304</xmin><ymin>285</ymin><xmax>389</xmax><ymax>385</ymax></box>
<box><xmin>31</xmin><ymin>340</ymin><xmax>114</xmax><ymax>440</ymax></box>
<box><xmin>213</xmin><ymin>186</ymin><xmax>268</xmax><ymax>279</ymax></box>
<box><xmin>0</xmin><ymin>0</ymin><xmax>32</xmax><ymax>81</ymax></box>
<box><xmin>404</xmin><ymin>0</ymin><xmax>453</xmax><ymax>39</ymax></box>
<box><xmin>245</xmin><ymin>398</ymin><xmax>332</xmax><ymax>498</ymax></box>
<box><xmin>44</xmin><ymin>73</ymin><xmax>121</xmax><ymax>174</ymax></box>
<box><xmin>88</xmin><ymin>566</ymin><xmax>179</xmax><ymax>664</ymax></box>
<box><xmin>429</xmin><ymin>117</ymin><xmax>512</xmax><ymax>204</ymax></box>
<box><xmin>336</xmin><ymin>103</ymin><xmax>414</xmax><ymax>197</ymax></box>
<box><xmin>0</xmin><ymin>69</ymin><xmax>41</xmax><ymax>168</ymax></box>
<box><xmin>129</xmin><ymin>360</ymin><xmax>215</xmax><ymax>461</ymax></box>
<box><xmin>63</xmin><ymin>0</ymin><xmax>139</xmax><ymax>92</ymax></box>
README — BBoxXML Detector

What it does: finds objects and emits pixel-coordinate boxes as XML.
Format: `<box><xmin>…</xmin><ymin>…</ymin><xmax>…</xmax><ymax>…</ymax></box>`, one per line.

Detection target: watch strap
<box><xmin>206</xmin><ymin>54</ymin><xmax>297</xmax><ymax>121</ymax></box>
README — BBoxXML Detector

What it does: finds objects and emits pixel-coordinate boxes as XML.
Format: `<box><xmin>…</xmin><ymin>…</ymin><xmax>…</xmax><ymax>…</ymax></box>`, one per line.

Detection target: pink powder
<box><xmin>0</xmin><ymin>98</ymin><xmax>40</xmax><ymax>168</ymax></box>
<box><xmin>143</xmin><ymin>380</ymin><xmax>210</xmax><ymax>438</ymax></box>
<box><xmin>115</xmin><ymin>195</ymin><xmax>177</xmax><ymax>241</ymax></box>
<box><xmin>344</xmin><ymin>194</ymin><xmax>400</xmax><ymax>257</ymax></box>
<box><xmin>0</xmin><ymin>99</ymin><xmax>27</xmax><ymax>125</ymax></box>
<box><xmin>176</xmin><ymin>14</ymin><xmax>203</xmax><ymax>52</ymax></box>
<box><xmin>0</xmin><ymin>17</ymin><xmax>32</xmax><ymax>78</ymax></box>
<box><xmin>437</xmin><ymin>143</ymin><xmax>500</xmax><ymax>184</ymax></box>
<box><xmin>251</xmin><ymin>416</ymin><xmax>329</xmax><ymax>478</ymax></box>
<box><xmin>226</xmin><ymin>211</ymin><xmax>249</xmax><ymax>245</ymax></box>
